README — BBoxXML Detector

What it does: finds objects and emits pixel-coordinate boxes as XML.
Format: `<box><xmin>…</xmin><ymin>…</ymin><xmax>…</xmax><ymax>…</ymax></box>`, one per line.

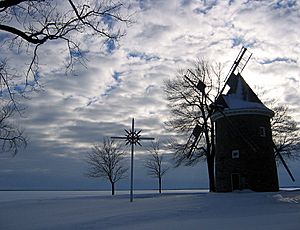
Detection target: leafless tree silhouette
<box><xmin>256</xmin><ymin>90</ymin><xmax>300</xmax><ymax>161</ymax></box>
<box><xmin>271</xmin><ymin>104</ymin><xmax>300</xmax><ymax>161</ymax></box>
<box><xmin>0</xmin><ymin>101</ymin><xmax>26</xmax><ymax>155</ymax></box>
<box><xmin>86</xmin><ymin>138</ymin><xmax>128</xmax><ymax>195</ymax></box>
<box><xmin>0</xmin><ymin>0</ymin><xmax>131</xmax><ymax>95</ymax></box>
<box><xmin>0</xmin><ymin>61</ymin><xmax>26</xmax><ymax>155</ymax></box>
<box><xmin>0</xmin><ymin>1</ymin><xmax>131</xmax><ymax>154</ymax></box>
<box><xmin>164</xmin><ymin>59</ymin><xmax>223</xmax><ymax>192</ymax></box>
<box><xmin>145</xmin><ymin>142</ymin><xmax>169</xmax><ymax>193</ymax></box>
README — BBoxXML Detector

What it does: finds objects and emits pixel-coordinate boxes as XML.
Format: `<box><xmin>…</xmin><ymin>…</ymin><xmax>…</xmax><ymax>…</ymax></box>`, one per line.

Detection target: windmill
<box><xmin>185</xmin><ymin>47</ymin><xmax>295</xmax><ymax>192</ymax></box>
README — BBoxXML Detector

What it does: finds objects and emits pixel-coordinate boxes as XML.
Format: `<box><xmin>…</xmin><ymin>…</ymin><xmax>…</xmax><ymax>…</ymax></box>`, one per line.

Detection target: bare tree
<box><xmin>145</xmin><ymin>142</ymin><xmax>169</xmax><ymax>194</ymax></box>
<box><xmin>164</xmin><ymin>59</ymin><xmax>223</xmax><ymax>192</ymax></box>
<box><xmin>0</xmin><ymin>101</ymin><xmax>26</xmax><ymax>155</ymax></box>
<box><xmin>270</xmin><ymin>104</ymin><xmax>300</xmax><ymax>161</ymax></box>
<box><xmin>86</xmin><ymin>138</ymin><xmax>128</xmax><ymax>195</ymax></box>
<box><xmin>0</xmin><ymin>0</ymin><xmax>131</xmax><ymax>95</ymax></box>
<box><xmin>256</xmin><ymin>90</ymin><xmax>300</xmax><ymax>161</ymax></box>
<box><xmin>0</xmin><ymin>1</ymin><xmax>131</xmax><ymax>155</ymax></box>
<box><xmin>1</xmin><ymin>61</ymin><xmax>26</xmax><ymax>155</ymax></box>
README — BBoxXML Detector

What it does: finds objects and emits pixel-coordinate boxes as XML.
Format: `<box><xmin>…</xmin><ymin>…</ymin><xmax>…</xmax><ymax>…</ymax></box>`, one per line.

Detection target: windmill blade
<box><xmin>186</xmin><ymin>133</ymin><xmax>203</xmax><ymax>159</ymax></box>
<box><xmin>186</xmin><ymin>47</ymin><xmax>253</xmax><ymax>111</ymax></box>
<box><xmin>196</xmin><ymin>80</ymin><xmax>206</xmax><ymax>93</ymax></box>
<box><xmin>184</xmin><ymin>73</ymin><xmax>215</xmax><ymax>108</ymax></box>
<box><xmin>192</xmin><ymin>124</ymin><xmax>202</xmax><ymax>137</ymax></box>
<box><xmin>188</xmin><ymin>75</ymin><xmax>259</xmax><ymax>154</ymax></box>
<box><xmin>277</xmin><ymin>152</ymin><xmax>295</xmax><ymax>182</ymax></box>
<box><xmin>224</xmin><ymin>46</ymin><xmax>250</xmax><ymax>82</ymax></box>
<box><xmin>185</xmin><ymin>124</ymin><xmax>204</xmax><ymax>158</ymax></box>
<box><xmin>184</xmin><ymin>73</ymin><xmax>207</xmax><ymax>94</ymax></box>
<box><xmin>273</xmin><ymin>142</ymin><xmax>295</xmax><ymax>182</ymax></box>
<box><xmin>187</xmin><ymin>70</ymin><xmax>207</xmax><ymax>93</ymax></box>
<box><xmin>216</xmin><ymin>46</ymin><xmax>252</xmax><ymax>99</ymax></box>
<box><xmin>184</xmin><ymin>47</ymin><xmax>258</xmax><ymax>159</ymax></box>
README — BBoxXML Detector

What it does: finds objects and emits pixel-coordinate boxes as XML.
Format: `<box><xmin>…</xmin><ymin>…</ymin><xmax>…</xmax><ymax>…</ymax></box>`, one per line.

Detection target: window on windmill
<box><xmin>232</xmin><ymin>150</ymin><xmax>240</xmax><ymax>159</ymax></box>
<box><xmin>259</xmin><ymin>127</ymin><xmax>266</xmax><ymax>137</ymax></box>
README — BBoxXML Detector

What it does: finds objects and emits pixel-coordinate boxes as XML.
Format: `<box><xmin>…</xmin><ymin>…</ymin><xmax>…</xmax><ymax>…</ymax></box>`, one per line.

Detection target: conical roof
<box><xmin>212</xmin><ymin>73</ymin><xmax>274</xmax><ymax>120</ymax></box>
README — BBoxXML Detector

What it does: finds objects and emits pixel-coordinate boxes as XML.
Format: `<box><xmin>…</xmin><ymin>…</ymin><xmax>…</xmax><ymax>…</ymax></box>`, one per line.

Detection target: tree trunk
<box><xmin>207</xmin><ymin>156</ymin><xmax>215</xmax><ymax>192</ymax></box>
<box><xmin>205</xmin><ymin>136</ymin><xmax>215</xmax><ymax>192</ymax></box>
<box><xmin>111</xmin><ymin>182</ymin><xmax>115</xmax><ymax>195</ymax></box>
<box><xmin>158</xmin><ymin>176</ymin><xmax>162</xmax><ymax>194</ymax></box>
<box><xmin>201</xmin><ymin>111</ymin><xmax>216</xmax><ymax>192</ymax></box>
<box><xmin>208</xmin><ymin>120</ymin><xmax>216</xmax><ymax>192</ymax></box>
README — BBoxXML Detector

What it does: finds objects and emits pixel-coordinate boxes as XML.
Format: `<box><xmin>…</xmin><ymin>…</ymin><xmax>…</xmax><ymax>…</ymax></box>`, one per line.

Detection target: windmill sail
<box><xmin>218</xmin><ymin>47</ymin><xmax>252</xmax><ymax>97</ymax></box>
<box><xmin>185</xmin><ymin>124</ymin><xmax>203</xmax><ymax>158</ymax></box>
<box><xmin>273</xmin><ymin>141</ymin><xmax>295</xmax><ymax>182</ymax></box>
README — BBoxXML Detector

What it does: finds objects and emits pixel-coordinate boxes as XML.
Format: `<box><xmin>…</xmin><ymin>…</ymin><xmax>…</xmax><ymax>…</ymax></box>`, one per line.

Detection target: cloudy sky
<box><xmin>1</xmin><ymin>0</ymin><xmax>300</xmax><ymax>190</ymax></box>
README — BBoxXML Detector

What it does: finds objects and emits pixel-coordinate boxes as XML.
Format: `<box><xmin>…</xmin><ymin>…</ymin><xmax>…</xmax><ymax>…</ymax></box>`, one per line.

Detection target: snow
<box><xmin>0</xmin><ymin>190</ymin><xmax>299</xmax><ymax>230</ymax></box>
<box><xmin>223</xmin><ymin>95</ymin><xmax>267</xmax><ymax>110</ymax></box>
<box><xmin>222</xmin><ymin>74</ymin><xmax>271</xmax><ymax>112</ymax></box>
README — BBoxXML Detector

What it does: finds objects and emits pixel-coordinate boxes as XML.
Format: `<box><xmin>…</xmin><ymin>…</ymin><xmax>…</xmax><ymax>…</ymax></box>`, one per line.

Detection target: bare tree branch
<box><xmin>85</xmin><ymin>138</ymin><xmax>128</xmax><ymax>195</ymax></box>
<box><xmin>164</xmin><ymin>59</ymin><xmax>224</xmax><ymax>192</ymax></box>
<box><xmin>0</xmin><ymin>0</ymin><xmax>131</xmax><ymax>156</ymax></box>
<box><xmin>270</xmin><ymin>104</ymin><xmax>300</xmax><ymax>161</ymax></box>
<box><xmin>164</xmin><ymin>59</ymin><xmax>223</xmax><ymax>163</ymax></box>
<box><xmin>0</xmin><ymin>60</ymin><xmax>27</xmax><ymax>156</ymax></box>
<box><xmin>0</xmin><ymin>0</ymin><xmax>131</xmax><ymax>98</ymax></box>
<box><xmin>144</xmin><ymin>141</ymin><xmax>169</xmax><ymax>193</ymax></box>
<box><xmin>0</xmin><ymin>100</ymin><xmax>27</xmax><ymax>156</ymax></box>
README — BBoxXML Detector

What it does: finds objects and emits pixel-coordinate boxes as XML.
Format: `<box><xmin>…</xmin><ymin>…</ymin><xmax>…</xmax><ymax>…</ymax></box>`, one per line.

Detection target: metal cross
<box><xmin>111</xmin><ymin>118</ymin><xmax>154</xmax><ymax>202</ymax></box>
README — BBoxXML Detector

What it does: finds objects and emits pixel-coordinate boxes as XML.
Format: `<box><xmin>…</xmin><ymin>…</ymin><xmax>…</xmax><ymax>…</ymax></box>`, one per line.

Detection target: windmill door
<box><xmin>231</xmin><ymin>173</ymin><xmax>241</xmax><ymax>191</ymax></box>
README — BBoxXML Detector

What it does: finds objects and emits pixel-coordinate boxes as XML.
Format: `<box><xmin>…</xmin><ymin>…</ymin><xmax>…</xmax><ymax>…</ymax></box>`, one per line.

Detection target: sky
<box><xmin>0</xmin><ymin>0</ymin><xmax>300</xmax><ymax>190</ymax></box>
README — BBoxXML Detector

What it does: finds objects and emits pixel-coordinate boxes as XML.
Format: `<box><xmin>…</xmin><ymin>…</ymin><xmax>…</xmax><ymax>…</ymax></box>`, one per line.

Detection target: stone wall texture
<box><xmin>214</xmin><ymin>113</ymin><xmax>279</xmax><ymax>192</ymax></box>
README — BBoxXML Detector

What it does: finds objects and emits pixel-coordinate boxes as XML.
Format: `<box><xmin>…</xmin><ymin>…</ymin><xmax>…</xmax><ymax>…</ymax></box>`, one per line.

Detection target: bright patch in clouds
<box><xmin>1</xmin><ymin>0</ymin><xmax>300</xmax><ymax>190</ymax></box>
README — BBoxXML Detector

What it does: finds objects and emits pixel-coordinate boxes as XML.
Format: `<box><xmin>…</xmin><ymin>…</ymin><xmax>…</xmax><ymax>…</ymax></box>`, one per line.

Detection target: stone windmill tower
<box><xmin>185</xmin><ymin>47</ymin><xmax>295</xmax><ymax>192</ymax></box>
<box><xmin>210</xmin><ymin>47</ymin><xmax>295</xmax><ymax>192</ymax></box>
<box><xmin>211</xmin><ymin>72</ymin><xmax>279</xmax><ymax>192</ymax></box>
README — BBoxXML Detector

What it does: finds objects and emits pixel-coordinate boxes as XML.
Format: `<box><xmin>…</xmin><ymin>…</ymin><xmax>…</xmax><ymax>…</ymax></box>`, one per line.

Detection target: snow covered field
<box><xmin>0</xmin><ymin>189</ymin><xmax>299</xmax><ymax>230</ymax></box>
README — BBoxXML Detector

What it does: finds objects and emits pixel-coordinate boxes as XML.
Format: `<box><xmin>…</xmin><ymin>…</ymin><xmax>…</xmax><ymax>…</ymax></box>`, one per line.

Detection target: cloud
<box><xmin>1</xmin><ymin>0</ymin><xmax>300</xmax><ymax>190</ymax></box>
<box><xmin>259</xmin><ymin>57</ymin><xmax>297</xmax><ymax>65</ymax></box>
